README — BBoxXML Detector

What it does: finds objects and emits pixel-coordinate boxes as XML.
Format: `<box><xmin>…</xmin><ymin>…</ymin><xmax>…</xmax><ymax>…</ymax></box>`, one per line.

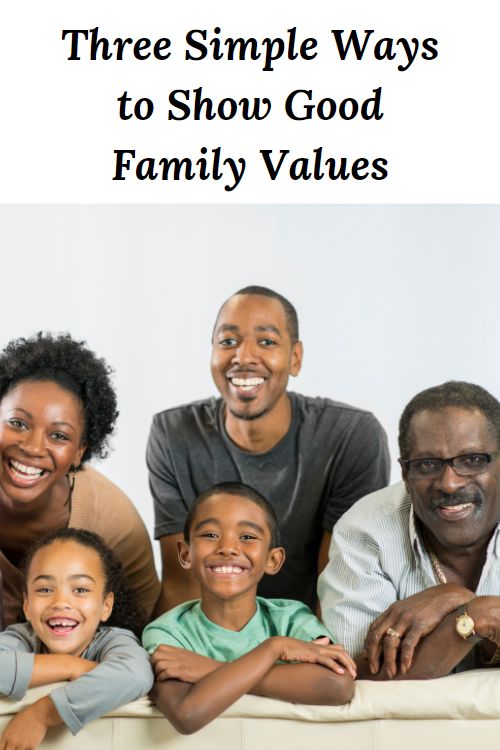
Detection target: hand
<box><xmin>0</xmin><ymin>712</ymin><xmax>47</xmax><ymax>750</ymax></box>
<box><xmin>468</xmin><ymin>596</ymin><xmax>500</xmax><ymax>645</ymax></box>
<box><xmin>364</xmin><ymin>584</ymin><xmax>474</xmax><ymax>677</ymax></box>
<box><xmin>70</xmin><ymin>658</ymin><xmax>99</xmax><ymax>680</ymax></box>
<box><xmin>0</xmin><ymin>698</ymin><xmax>59</xmax><ymax>750</ymax></box>
<box><xmin>273</xmin><ymin>637</ymin><xmax>357</xmax><ymax>678</ymax></box>
<box><xmin>151</xmin><ymin>645</ymin><xmax>221</xmax><ymax>683</ymax></box>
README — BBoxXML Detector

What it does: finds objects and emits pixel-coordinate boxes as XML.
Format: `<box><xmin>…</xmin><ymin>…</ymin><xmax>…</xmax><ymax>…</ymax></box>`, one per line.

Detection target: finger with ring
<box><xmin>385</xmin><ymin>627</ymin><xmax>402</xmax><ymax>639</ymax></box>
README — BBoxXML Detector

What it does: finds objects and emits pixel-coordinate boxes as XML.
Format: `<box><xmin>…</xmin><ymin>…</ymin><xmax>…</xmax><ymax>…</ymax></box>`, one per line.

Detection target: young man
<box><xmin>147</xmin><ymin>286</ymin><xmax>390</xmax><ymax>613</ymax></box>
<box><xmin>143</xmin><ymin>483</ymin><xmax>355</xmax><ymax>734</ymax></box>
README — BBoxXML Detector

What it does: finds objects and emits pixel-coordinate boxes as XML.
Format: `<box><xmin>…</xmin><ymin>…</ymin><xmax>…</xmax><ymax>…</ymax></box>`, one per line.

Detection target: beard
<box><xmin>228</xmin><ymin>404</ymin><xmax>269</xmax><ymax>421</ymax></box>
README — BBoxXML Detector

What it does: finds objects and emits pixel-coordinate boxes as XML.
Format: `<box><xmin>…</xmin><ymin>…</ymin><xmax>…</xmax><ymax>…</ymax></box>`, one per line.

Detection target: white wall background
<box><xmin>1</xmin><ymin>204</ymin><xmax>499</xmax><ymax>566</ymax></box>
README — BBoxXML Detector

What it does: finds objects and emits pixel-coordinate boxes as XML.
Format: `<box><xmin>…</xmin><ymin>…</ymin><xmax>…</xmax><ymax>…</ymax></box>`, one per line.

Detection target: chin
<box><xmin>228</xmin><ymin>405</ymin><xmax>269</xmax><ymax>421</ymax></box>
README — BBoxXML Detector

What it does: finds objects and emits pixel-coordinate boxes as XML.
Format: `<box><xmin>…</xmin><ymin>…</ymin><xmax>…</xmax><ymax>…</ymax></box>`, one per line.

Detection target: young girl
<box><xmin>0</xmin><ymin>529</ymin><xmax>153</xmax><ymax>749</ymax></box>
<box><xmin>143</xmin><ymin>482</ymin><xmax>356</xmax><ymax>735</ymax></box>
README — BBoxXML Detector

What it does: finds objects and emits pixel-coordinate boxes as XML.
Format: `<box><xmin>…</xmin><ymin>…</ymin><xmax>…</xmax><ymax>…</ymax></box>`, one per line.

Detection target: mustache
<box><xmin>431</xmin><ymin>490</ymin><xmax>483</xmax><ymax>510</ymax></box>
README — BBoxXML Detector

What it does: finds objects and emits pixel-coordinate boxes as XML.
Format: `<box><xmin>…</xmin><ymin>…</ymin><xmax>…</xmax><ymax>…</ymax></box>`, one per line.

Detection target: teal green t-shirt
<box><xmin>142</xmin><ymin>597</ymin><xmax>332</xmax><ymax>661</ymax></box>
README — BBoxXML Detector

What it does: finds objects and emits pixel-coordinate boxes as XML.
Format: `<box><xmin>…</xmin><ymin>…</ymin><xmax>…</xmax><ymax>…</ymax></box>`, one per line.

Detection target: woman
<box><xmin>0</xmin><ymin>333</ymin><xmax>160</xmax><ymax>629</ymax></box>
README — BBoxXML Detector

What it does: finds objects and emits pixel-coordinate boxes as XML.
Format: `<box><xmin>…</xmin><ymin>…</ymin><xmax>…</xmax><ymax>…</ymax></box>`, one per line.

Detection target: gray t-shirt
<box><xmin>147</xmin><ymin>392</ymin><xmax>390</xmax><ymax>609</ymax></box>
<box><xmin>0</xmin><ymin>623</ymin><xmax>153</xmax><ymax>735</ymax></box>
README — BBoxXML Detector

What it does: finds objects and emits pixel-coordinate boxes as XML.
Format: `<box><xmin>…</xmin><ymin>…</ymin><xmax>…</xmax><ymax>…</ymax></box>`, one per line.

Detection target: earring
<box><xmin>65</xmin><ymin>465</ymin><xmax>77</xmax><ymax>509</ymax></box>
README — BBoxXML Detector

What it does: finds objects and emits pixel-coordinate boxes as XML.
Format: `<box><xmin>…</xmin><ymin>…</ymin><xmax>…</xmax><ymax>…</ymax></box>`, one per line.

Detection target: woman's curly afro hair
<box><xmin>0</xmin><ymin>333</ymin><xmax>118</xmax><ymax>466</ymax></box>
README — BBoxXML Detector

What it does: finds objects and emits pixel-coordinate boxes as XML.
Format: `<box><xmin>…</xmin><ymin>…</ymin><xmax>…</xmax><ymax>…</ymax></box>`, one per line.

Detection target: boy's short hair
<box><xmin>184</xmin><ymin>482</ymin><xmax>281</xmax><ymax>548</ymax></box>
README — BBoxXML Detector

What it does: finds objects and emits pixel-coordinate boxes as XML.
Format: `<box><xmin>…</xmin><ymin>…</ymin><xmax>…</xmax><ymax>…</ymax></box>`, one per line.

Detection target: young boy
<box><xmin>143</xmin><ymin>482</ymin><xmax>356</xmax><ymax>734</ymax></box>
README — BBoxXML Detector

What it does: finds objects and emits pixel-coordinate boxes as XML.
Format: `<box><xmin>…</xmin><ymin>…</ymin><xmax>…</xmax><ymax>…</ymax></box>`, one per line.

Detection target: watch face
<box><xmin>456</xmin><ymin>613</ymin><xmax>475</xmax><ymax>638</ymax></box>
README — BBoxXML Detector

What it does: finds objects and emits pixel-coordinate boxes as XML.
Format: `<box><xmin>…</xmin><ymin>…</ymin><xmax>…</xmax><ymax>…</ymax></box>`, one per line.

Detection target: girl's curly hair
<box><xmin>0</xmin><ymin>333</ymin><xmax>118</xmax><ymax>466</ymax></box>
<box><xmin>21</xmin><ymin>528</ymin><xmax>146</xmax><ymax>637</ymax></box>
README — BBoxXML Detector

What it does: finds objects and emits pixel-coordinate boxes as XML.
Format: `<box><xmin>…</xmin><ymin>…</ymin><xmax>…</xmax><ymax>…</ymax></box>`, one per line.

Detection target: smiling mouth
<box><xmin>229</xmin><ymin>377</ymin><xmax>265</xmax><ymax>392</ymax></box>
<box><xmin>439</xmin><ymin>503</ymin><xmax>474</xmax><ymax>515</ymax></box>
<box><xmin>8</xmin><ymin>458</ymin><xmax>47</xmax><ymax>481</ymax></box>
<box><xmin>436</xmin><ymin>503</ymin><xmax>475</xmax><ymax>518</ymax></box>
<box><xmin>46</xmin><ymin>617</ymin><xmax>79</xmax><ymax>634</ymax></box>
<box><xmin>208</xmin><ymin>565</ymin><xmax>246</xmax><ymax>575</ymax></box>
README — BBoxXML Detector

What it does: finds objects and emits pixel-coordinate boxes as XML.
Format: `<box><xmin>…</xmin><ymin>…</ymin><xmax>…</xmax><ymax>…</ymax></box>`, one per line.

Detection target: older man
<box><xmin>148</xmin><ymin>285</ymin><xmax>389</xmax><ymax>614</ymax></box>
<box><xmin>319</xmin><ymin>381</ymin><xmax>500</xmax><ymax>679</ymax></box>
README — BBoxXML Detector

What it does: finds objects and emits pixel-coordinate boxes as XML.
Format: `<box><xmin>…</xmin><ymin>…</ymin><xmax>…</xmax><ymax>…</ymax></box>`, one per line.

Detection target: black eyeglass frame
<box><xmin>399</xmin><ymin>451</ymin><xmax>500</xmax><ymax>479</ymax></box>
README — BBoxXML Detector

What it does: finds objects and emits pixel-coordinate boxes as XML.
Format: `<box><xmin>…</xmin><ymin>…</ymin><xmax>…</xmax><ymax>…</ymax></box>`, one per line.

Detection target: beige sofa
<box><xmin>1</xmin><ymin>671</ymin><xmax>499</xmax><ymax>749</ymax></box>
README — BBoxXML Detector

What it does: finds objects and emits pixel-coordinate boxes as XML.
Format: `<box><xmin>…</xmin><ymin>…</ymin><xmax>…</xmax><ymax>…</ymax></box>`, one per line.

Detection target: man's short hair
<box><xmin>398</xmin><ymin>381</ymin><xmax>500</xmax><ymax>459</ymax></box>
<box><xmin>183</xmin><ymin>481</ymin><xmax>281</xmax><ymax>548</ymax></box>
<box><xmin>230</xmin><ymin>285</ymin><xmax>300</xmax><ymax>343</ymax></box>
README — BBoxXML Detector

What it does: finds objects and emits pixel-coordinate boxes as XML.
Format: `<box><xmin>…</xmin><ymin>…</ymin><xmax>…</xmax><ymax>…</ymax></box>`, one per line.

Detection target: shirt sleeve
<box><xmin>318</xmin><ymin>514</ymin><xmax>397</xmax><ymax>657</ymax></box>
<box><xmin>50</xmin><ymin>630</ymin><xmax>153</xmax><ymax>735</ymax></box>
<box><xmin>146</xmin><ymin>414</ymin><xmax>189</xmax><ymax>539</ymax></box>
<box><xmin>141</xmin><ymin>622</ymin><xmax>188</xmax><ymax>653</ymax></box>
<box><xmin>0</xmin><ymin>628</ymin><xmax>35</xmax><ymax>700</ymax></box>
<box><xmin>284</xmin><ymin>602</ymin><xmax>334</xmax><ymax>643</ymax></box>
<box><xmin>323</xmin><ymin>411</ymin><xmax>390</xmax><ymax>530</ymax></box>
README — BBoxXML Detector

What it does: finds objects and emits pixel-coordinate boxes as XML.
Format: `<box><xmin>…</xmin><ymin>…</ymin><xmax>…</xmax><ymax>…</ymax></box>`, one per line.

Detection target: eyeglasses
<box><xmin>400</xmin><ymin>452</ymin><xmax>500</xmax><ymax>480</ymax></box>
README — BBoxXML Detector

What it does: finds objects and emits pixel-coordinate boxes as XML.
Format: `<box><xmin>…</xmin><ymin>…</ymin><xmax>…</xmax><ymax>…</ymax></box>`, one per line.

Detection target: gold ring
<box><xmin>385</xmin><ymin>627</ymin><xmax>401</xmax><ymax>639</ymax></box>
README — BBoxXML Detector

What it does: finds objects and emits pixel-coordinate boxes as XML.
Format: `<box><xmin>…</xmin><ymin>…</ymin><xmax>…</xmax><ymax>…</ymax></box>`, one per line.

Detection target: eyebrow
<box><xmin>8</xmin><ymin>408</ymin><xmax>32</xmax><ymax>418</ymax></box>
<box><xmin>32</xmin><ymin>574</ymin><xmax>96</xmax><ymax>583</ymax></box>
<box><xmin>8</xmin><ymin>410</ymin><xmax>76</xmax><ymax>430</ymax></box>
<box><xmin>194</xmin><ymin>518</ymin><xmax>221</xmax><ymax>532</ymax></box>
<box><xmin>410</xmin><ymin>446</ymin><xmax>487</xmax><ymax>459</ymax></box>
<box><xmin>238</xmin><ymin>520</ymin><xmax>266</xmax><ymax>535</ymax></box>
<box><xmin>193</xmin><ymin>518</ymin><xmax>266</xmax><ymax>535</ymax></box>
<box><xmin>215</xmin><ymin>323</ymin><xmax>282</xmax><ymax>337</ymax></box>
<box><xmin>254</xmin><ymin>325</ymin><xmax>281</xmax><ymax>337</ymax></box>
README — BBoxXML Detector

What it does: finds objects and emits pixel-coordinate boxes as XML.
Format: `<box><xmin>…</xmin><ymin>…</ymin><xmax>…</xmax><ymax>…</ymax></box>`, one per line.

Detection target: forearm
<box><xmin>29</xmin><ymin>655</ymin><xmax>92</xmax><ymax>687</ymax></box>
<box><xmin>250</xmin><ymin>663</ymin><xmax>354</xmax><ymax>705</ymax></box>
<box><xmin>50</xmin><ymin>638</ymin><xmax>153</xmax><ymax>734</ymax></box>
<box><xmin>153</xmin><ymin>639</ymin><xmax>280</xmax><ymax>734</ymax></box>
<box><xmin>0</xmin><ymin>696</ymin><xmax>62</xmax><ymax>750</ymax></box>
<box><xmin>399</xmin><ymin>611</ymin><xmax>474</xmax><ymax>679</ymax></box>
<box><xmin>27</xmin><ymin>696</ymin><xmax>63</xmax><ymax>728</ymax></box>
<box><xmin>360</xmin><ymin>611</ymin><xmax>475</xmax><ymax>681</ymax></box>
<box><xmin>0</xmin><ymin>652</ymin><xmax>88</xmax><ymax>700</ymax></box>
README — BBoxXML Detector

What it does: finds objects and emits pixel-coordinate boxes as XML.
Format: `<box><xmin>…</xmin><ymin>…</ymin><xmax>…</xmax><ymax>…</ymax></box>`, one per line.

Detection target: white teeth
<box><xmin>10</xmin><ymin>460</ymin><xmax>44</xmax><ymax>477</ymax></box>
<box><xmin>211</xmin><ymin>566</ymin><xmax>244</xmax><ymax>574</ymax></box>
<box><xmin>48</xmin><ymin>618</ymin><xmax>78</xmax><ymax>627</ymax></box>
<box><xmin>231</xmin><ymin>377</ymin><xmax>264</xmax><ymax>389</ymax></box>
<box><xmin>441</xmin><ymin>503</ymin><xmax>472</xmax><ymax>513</ymax></box>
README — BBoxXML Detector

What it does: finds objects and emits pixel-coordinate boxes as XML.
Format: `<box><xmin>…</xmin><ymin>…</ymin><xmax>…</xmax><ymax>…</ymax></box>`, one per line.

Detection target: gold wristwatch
<box><xmin>455</xmin><ymin>603</ymin><xmax>483</xmax><ymax>644</ymax></box>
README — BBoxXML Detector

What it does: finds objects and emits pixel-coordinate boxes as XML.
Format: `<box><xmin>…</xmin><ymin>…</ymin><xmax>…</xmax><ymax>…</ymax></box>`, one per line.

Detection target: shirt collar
<box><xmin>490</xmin><ymin>523</ymin><xmax>500</xmax><ymax>558</ymax></box>
<box><xmin>408</xmin><ymin>501</ymin><xmax>425</xmax><ymax>559</ymax></box>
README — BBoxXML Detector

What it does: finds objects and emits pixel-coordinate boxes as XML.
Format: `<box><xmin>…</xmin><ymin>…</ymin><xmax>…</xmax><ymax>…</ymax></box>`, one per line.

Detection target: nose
<box><xmin>49</xmin><ymin>594</ymin><xmax>71</xmax><ymax>610</ymax></box>
<box><xmin>232</xmin><ymin>339</ymin><xmax>258</xmax><ymax>366</ymax></box>
<box><xmin>19</xmin><ymin>429</ymin><xmax>46</xmax><ymax>457</ymax></box>
<box><xmin>434</xmin><ymin>463</ymin><xmax>469</xmax><ymax>494</ymax></box>
<box><xmin>216</xmin><ymin>534</ymin><xmax>239</xmax><ymax>556</ymax></box>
